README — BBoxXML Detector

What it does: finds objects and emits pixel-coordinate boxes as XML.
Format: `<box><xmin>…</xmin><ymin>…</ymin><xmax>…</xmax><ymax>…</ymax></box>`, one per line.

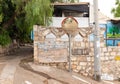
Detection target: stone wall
<box><xmin>0</xmin><ymin>39</ymin><xmax>19</xmax><ymax>56</ymax></box>
<box><xmin>34</xmin><ymin>25</ymin><xmax>120</xmax><ymax>80</ymax></box>
<box><xmin>100</xmin><ymin>46</ymin><xmax>120</xmax><ymax>80</ymax></box>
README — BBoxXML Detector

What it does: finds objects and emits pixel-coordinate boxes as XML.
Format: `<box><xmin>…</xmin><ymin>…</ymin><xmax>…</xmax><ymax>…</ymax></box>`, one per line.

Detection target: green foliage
<box><xmin>0</xmin><ymin>14</ymin><xmax>3</xmax><ymax>22</ymax></box>
<box><xmin>71</xmin><ymin>0</ymin><xmax>74</xmax><ymax>2</ymax></box>
<box><xmin>109</xmin><ymin>26</ymin><xmax>119</xmax><ymax>34</ymax></box>
<box><xmin>107</xmin><ymin>33</ymin><xmax>120</xmax><ymax>38</ymax></box>
<box><xmin>111</xmin><ymin>0</ymin><xmax>120</xmax><ymax>17</ymax></box>
<box><xmin>9</xmin><ymin>15</ymin><xmax>31</xmax><ymax>43</ymax></box>
<box><xmin>107</xmin><ymin>26</ymin><xmax>120</xmax><ymax>38</ymax></box>
<box><xmin>0</xmin><ymin>2</ymin><xmax>3</xmax><ymax>22</ymax></box>
<box><xmin>0</xmin><ymin>0</ymin><xmax>53</xmax><ymax>46</ymax></box>
<box><xmin>0</xmin><ymin>0</ymin><xmax>15</xmax><ymax>26</ymax></box>
<box><xmin>16</xmin><ymin>15</ymin><xmax>32</xmax><ymax>43</ymax></box>
<box><xmin>24</xmin><ymin>0</ymin><xmax>53</xmax><ymax>28</ymax></box>
<box><xmin>0</xmin><ymin>29</ymin><xmax>11</xmax><ymax>46</ymax></box>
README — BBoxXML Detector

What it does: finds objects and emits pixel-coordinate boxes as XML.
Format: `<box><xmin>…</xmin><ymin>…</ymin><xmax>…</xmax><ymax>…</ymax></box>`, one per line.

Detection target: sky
<box><xmin>80</xmin><ymin>0</ymin><xmax>116</xmax><ymax>18</ymax></box>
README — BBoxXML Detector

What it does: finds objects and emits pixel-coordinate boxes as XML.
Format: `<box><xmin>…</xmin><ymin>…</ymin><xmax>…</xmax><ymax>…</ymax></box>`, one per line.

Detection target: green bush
<box><xmin>0</xmin><ymin>30</ymin><xmax>11</xmax><ymax>46</ymax></box>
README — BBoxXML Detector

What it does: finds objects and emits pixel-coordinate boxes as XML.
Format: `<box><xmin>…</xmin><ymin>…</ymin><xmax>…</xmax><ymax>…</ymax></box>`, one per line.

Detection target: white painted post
<box><xmin>68</xmin><ymin>34</ymin><xmax>72</xmax><ymax>72</ymax></box>
<box><xmin>93</xmin><ymin>0</ymin><xmax>101</xmax><ymax>81</ymax></box>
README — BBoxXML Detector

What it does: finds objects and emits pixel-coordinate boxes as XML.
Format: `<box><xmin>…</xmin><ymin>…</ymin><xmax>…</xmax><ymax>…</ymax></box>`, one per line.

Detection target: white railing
<box><xmin>49</xmin><ymin>17</ymin><xmax>89</xmax><ymax>28</ymax></box>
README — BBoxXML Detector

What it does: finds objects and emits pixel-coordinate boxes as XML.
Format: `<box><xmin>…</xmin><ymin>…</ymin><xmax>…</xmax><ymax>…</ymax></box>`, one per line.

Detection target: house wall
<box><xmin>34</xmin><ymin>25</ymin><xmax>120</xmax><ymax>80</ymax></box>
<box><xmin>49</xmin><ymin>17</ymin><xmax>89</xmax><ymax>27</ymax></box>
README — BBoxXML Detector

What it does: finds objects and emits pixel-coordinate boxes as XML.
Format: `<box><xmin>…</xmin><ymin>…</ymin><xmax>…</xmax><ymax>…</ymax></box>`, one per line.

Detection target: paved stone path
<box><xmin>0</xmin><ymin>46</ymin><xmax>119</xmax><ymax>84</ymax></box>
<box><xmin>0</xmin><ymin>58</ymin><xmax>20</xmax><ymax>84</ymax></box>
<box><xmin>0</xmin><ymin>46</ymin><xmax>32</xmax><ymax>84</ymax></box>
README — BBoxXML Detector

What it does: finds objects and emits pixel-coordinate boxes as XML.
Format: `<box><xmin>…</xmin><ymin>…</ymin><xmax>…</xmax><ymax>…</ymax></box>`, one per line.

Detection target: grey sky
<box><xmin>80</xmin><ymin>0</ymin><xmax>116</xmax><ymax>18</ymax></box>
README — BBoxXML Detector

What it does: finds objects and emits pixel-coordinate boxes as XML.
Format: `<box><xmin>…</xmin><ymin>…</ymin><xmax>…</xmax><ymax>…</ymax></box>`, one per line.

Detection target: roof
<box><xmin>111</xmin><ymin>17</ymin><xmax>120</xmax><ymax>20</ymax></box>
<box><xmin>110</xmin><ymin>17</ymin><xmax>120</xmax><ymax>24</ymax></box>
<box><xmin>52</xmin><ymin>2</ymin><xmax>89</xmax><ymax>5</ymax></box>
<box><xmin>53</xmin><ymin>2</ymin><xmax>110</xmax><ymax>24</ymax></box>
<box><xmin>52</xmin><ymin>2</ymin><xmax>89</xmax><ymax>13</ymax></box>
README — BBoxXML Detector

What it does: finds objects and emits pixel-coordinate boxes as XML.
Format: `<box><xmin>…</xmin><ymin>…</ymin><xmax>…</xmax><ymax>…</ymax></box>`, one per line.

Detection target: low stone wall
<box><xmin>101</xmin><ymin>47</ymin><xmax>120</xmax><ymax>80</ymax></box>
<box><xmin>34</xmin><ymin>25</ymin><xmax>120</xmax><ymax>80</ymax></box>
<box><xmin>0</xmin><ymin>40</ymin><xmax>19</xmax><ymax>56</ymax></box>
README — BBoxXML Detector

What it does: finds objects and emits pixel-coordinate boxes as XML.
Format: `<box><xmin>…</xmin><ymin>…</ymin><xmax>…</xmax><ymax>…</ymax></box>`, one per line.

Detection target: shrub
<box><xmin>0</xmin><ymin>29</ymin><xmax>11</xmax><ymax>46</ymax></box>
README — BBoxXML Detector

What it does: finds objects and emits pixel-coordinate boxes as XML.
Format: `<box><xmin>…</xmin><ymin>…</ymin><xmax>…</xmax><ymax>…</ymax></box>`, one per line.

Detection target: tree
<box><xmin>0</xmin><ymin>0</ymin><xmax>53</xmax><ymax>46</ymax></box>
<box><xmin>24</xmin><ymin>0</ymin><xmax>53</xmax><ymax>28</ymax></box>
<box><xmin>111</xmin><ymin>0</ymin><xmax>120</xmax><ymax>17</ymax></box>
<box><xmin>0</xmin><ymin>0</ymin><xmax>15</xmax><ymax>46</ymax></box>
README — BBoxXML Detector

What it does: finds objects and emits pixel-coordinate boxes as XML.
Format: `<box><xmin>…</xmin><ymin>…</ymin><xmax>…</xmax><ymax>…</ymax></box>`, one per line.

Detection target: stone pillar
<box><xmin>33</xmin><ymin>25</ymin><xmax>39</xmax><ymax>63</ymax></box>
